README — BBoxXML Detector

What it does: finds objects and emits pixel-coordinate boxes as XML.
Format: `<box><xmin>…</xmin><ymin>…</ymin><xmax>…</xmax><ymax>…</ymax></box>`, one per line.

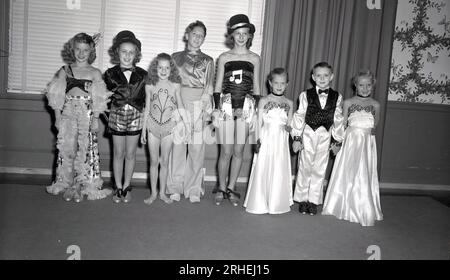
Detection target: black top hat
<box><xmin>112</xmin><ymin>30</ymin><xmax>141</xmax><ymax>51</ymax></box>
<box><xmin>227</xmin><ymin>14</ymin><xmax>255</xmax><ymax>34</ymax></box>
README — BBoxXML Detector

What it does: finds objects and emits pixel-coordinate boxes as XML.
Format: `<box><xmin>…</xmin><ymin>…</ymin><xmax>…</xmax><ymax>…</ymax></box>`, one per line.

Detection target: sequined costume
<box><xmin>214</xmin><ymin>60</ymin><xmax>256</xmax><ymax>123</ymax></box>
<box><xmin>45</xmin><ymin>65</ymin><xmax>112</xmax><ymax>200</ymax></box>
<box><xmin>291</xmin><ymin>87</ymin><xmax>344</xmax><ymax>205</ymax></box>
<box><xmin>103</xmin><ymin>65</ymin><xmax>148</xmax><ymax>135</ymax></box>
<box><xmin>167</xmin><ymin>49</ymin><xmax>214</xmax><ymax>199</ymax></box>
<box><xmin>146</xmin><ymin>81</ymin><xmax>179</xmax><ymax>138</ymax></box>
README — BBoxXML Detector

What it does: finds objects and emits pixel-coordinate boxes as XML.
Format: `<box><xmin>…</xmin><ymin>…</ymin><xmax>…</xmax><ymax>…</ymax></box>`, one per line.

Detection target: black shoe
<box><xmin>309</xmin><ymin>203</ymin><xmax>318</xmax><ymax>215</ymax></box>
<box><xmin>299</xmin><ymin>202</ymin><xmax>309</xmax><ymax>215</ymax></box>
<box><xmin>112</xmin><ymin>188</ymin><xmax>122</xmax><ymax>203</ymax></box>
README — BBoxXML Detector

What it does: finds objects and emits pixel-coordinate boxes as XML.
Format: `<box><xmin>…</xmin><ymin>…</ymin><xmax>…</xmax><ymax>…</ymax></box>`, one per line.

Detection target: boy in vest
<box><xmin>291</xmin><ymin>62</ymin><xmax>344</xmax><ymax>215</ymax></box>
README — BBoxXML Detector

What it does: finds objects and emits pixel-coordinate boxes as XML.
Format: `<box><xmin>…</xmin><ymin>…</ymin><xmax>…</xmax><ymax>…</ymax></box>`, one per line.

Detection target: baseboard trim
<box><xmin>0</xmin><ymin>167</ymin><xmax>247</xmax><ymax>183</ymax></box>
<box><xmin>1</xmin><ymin>167</ymin><xmax>449</xmax><ymax>191</ymax></box>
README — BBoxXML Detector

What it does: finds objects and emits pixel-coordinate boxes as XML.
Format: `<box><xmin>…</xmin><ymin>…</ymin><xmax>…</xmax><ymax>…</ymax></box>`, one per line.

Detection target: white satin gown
<box><xmin>244</xmin><ymin>106</ymin><xmax>293</xmax><ymax>214</ymax></box>
<box><xmin>322</xmin><ymin>106</ymin><xmax>383</xmax><ymax>226</ymax></box>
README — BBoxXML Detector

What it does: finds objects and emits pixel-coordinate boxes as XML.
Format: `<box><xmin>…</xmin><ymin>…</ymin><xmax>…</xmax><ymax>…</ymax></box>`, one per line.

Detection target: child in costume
<box><xmin>104</xmin><ymin>30</ymin><xmax>147</xmax><ymax>203</ymax></box>
<box><xmin>141</xmin><ymin>53</ymin><xmax>184</xmax><ymax>205</ymax></box>
<box><xmin>244</xmin><ymin>68</ymin><xmax>293</xmax><ymax>214</ymax></box>
<box><xmin>291</xmin><ymin>62</ymin><xmax>344</xmax><ymax>215</ymax></box>
<box><xmin>45</xmin><ymin>32</ymin><xmax>112</xmax><ymax>202</ymax></box>
<box><xmin>167</xmin><ymin>20</ymin><xmax>214</xmax><ymax>203</ymax></box>
<box><xmin>212</xmin><ymin>14</ymin><xmax>261</xmax><ymax>207</ymax></box>
<box><xmin>322</xmin><ymin>70</ymin><xmax>383</xmax><ymax>226</ymax></box>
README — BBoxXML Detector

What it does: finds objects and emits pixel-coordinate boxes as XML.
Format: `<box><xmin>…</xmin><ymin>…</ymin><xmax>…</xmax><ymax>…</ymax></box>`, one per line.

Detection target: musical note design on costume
<box><xmin>229</xmin><ymin>69</ymin><xmax>243</xmax><ymax>84</ymax></box>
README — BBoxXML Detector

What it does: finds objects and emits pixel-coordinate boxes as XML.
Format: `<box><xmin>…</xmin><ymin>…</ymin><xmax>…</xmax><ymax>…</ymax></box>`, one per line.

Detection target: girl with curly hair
<box><xmin>141</xmin><ymin>53</ymin><xmax>185</xmax><ymax>205</ymax></box>
<box><xmin>45</xmin><ymin>32</ymin><xmax>112</xmax><ymax>202</ymax></box>
<box><xmin>103</xmin><ymin>30</ymin><xmax>147</xmax><ymax>203</ymax></box>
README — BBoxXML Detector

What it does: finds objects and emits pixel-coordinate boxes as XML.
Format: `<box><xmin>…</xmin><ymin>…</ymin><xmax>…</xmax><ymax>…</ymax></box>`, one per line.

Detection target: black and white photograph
<box><xmin>0</xmin><ymin>0</ymin><xmax>449</xmax><ymax>264</ymax></box>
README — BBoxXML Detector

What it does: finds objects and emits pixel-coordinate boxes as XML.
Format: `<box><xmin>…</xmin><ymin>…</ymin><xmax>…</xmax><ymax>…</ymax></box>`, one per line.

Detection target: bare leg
<box><xmin>227</xmin><ymin>143</ymin><xmax>246</xmax><ymax>191</ymax></box>
<box><xmin>112</xmin><ymin>135</ymin><xmax>126</xmax><ymax>190</ymax></box>
<box><xmin>159</xmin><ymin>134</ymin><xmax>173</xmax><ymax>204</ymax></box>
<box><xmin>123</xmin><ymin>134</ymin><xmax>140</xmax><ymax>189</ymax></box>
<box><xmin>216</xmin><ymin>119</ymin><xmax>234</xmax><ymax>190</ymax></box>
<box><xmin>144</xmin><ymin>133</ymin><xmax>160</xmax><ymax>205</ymax></box>
<box><xmin>227</xmin><ymin>119</ymin><xmax>249</xmax><ymax>191</ymax></box>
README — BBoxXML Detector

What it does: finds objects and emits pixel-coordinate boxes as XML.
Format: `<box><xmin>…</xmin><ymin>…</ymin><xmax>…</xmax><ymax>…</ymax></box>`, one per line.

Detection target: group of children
<box><xmin>45</xmin><ymin>14</ymin><xmax>383</xmax><ymax>227</ymax></box>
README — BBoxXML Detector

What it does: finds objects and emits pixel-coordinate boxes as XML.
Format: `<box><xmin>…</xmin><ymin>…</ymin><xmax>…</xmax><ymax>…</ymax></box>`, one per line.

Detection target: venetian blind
<box><xmin>8</xmin><ymin>0</ymin><xmax>265</xmax><ymax>93</ymax></box>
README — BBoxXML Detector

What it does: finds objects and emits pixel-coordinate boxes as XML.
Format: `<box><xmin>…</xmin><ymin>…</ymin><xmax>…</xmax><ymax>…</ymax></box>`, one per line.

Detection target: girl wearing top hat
<box><xmin>212</xmin><ymin>14</ymin><xmax>261</xmax><ymax>207</ymax></box>
<box><xmin>103</xmin><ymin>30</ymin><xmax>147</xmax><ymax>203</ymax></box>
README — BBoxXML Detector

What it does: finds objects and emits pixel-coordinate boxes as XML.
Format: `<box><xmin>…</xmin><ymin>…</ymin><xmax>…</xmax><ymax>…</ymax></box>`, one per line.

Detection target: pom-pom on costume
<box><xmin>46</xmin><ymin>65</ymin><xmax>112</xmax><ymax>200</ymax></box>
<box><xmin>291</xmin><ymin>87</ymin><xmax>344</xmax><ymax>206</ymax></box>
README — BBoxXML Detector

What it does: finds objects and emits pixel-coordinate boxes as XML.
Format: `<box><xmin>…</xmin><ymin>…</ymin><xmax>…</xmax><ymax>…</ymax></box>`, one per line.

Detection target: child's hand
<box><xmin>254</xmin><ymin>139</ymin><xmax>261</xmax><ymax>154</ymax></box>
<box><xmin>330</xmin><ymin>143</ymin><xmax>341</xmax><ymax>156</ymax></box>
<box><xmin>55</xmin><ymin>117</ymin><xmax>61</xmax><ymax>131</ymax></box>
<box><xmin>211</xmin><ymin>110</ymin><xmax>221</xmax><ymax>128</ymax></box>
<box><xmin>284</xmin><ymin>125</ymin><xmax>292</xmax><ymax>133</ymax></box>
<box><xmin>141</xmin><ymin>130</ymin><xmax>147</xmax><ymax>145</ymax></box>
<box><xmin>292</xmin><ymin>140</ymin><xmax>303</xmax><ymax>153</ymax></box>
<box><xmin>193</xmin><ymin>115</ymin><xmax>203</xmax><ymax>132</ymax></box>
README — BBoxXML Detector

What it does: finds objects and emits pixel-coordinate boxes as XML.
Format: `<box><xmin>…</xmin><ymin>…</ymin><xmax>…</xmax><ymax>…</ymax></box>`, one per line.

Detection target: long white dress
<box><xmin>322</xmin><ymin>105</ymin><xmax>383</xmax><ymax>226</ymax></box>
<box><xmin>244</xmin><ymin>105</ymin><xmax>293</xmax><ymax>214</ymax></box>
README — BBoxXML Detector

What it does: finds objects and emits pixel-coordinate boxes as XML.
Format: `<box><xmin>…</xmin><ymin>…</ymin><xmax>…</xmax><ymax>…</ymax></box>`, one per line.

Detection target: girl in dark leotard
<box><xmin>212</xmin><ymin>14</ymin><xmax>261</xmax><ymax>206</ymax></box>
<box><xmin>45</xmin><ymin>33</ymin><xmax>111</xmax><ymax>202</ymax></box>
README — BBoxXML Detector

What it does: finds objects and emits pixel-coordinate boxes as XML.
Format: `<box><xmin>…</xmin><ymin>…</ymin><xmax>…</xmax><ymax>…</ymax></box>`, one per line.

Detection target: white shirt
<box><xmin>124</xmin><ymin>71</ymin><xmax>132</xmax><ymax>83</ymax></box>
<box><xmin>315</xmin><ymin>86</ymin><xmax>329</xmax><ymax>109</ymax></box>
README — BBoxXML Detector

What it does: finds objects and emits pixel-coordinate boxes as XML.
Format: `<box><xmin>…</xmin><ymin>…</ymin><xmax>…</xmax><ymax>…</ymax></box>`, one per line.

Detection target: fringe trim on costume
<box><xmin>82</xmin><ymin>177</ymin><xmax>112</xmax><ymax>200</ymax></box>
<box><xmin>45</xmin><ymin>76</ymin><xmax>67</xmax><ymax>111</ymax></box>
<box><xmin>46</xmin><ymin>181</ymin><xmax>67</xmax><ymax>195</ymax></box>
<box><xmin>72</xmin><ymin>110</ymin><xmax>90</xmax><ymax>188</ymax></box>
<box><xmin>91</xmin><ymin>80</ymin><xmax>112</xmax><ymax>113</ymax></box>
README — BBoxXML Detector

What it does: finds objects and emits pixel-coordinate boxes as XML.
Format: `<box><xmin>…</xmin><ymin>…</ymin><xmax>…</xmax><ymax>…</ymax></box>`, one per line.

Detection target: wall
<box><xmin>380</xmin><ymin>101</ymin><xmax>450</xmax><ymax>185</ymax></box>
<box><xmin>389</xmin><ymin>0</ymin><xmax>450</xmax><ymax>104</ymax></box>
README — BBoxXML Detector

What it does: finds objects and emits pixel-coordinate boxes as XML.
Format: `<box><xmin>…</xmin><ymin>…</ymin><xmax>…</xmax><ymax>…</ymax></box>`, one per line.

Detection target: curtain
<box><xmin>264</xmin><ymin>0</ymin><xmax>397</xmax><ymax>168</ymax></box>
<box><xmin>0</xmin><ymin>0</ymin><xmax>8</xmax><ymax>94</ymax></box>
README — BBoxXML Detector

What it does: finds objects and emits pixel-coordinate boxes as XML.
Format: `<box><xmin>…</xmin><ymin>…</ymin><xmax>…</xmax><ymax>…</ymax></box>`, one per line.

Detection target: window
<box><xmin>8</xmin><ymin>0</ymin><xmax>266</xmax><ymax>93</ymax></box>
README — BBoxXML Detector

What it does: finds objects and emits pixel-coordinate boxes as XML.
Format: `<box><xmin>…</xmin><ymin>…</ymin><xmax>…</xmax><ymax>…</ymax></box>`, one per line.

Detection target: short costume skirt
<box><xmin>108</xmin><ymin>103</ymin><xmax>143</xmax><ymax>136</ymax></box>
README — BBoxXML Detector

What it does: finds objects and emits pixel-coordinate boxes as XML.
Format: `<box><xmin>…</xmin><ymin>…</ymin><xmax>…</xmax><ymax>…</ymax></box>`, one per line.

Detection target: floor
<box><xmin>0</xmin><ymin>174</ymin><xmax>449</xmax><ymax>260</ymax></box>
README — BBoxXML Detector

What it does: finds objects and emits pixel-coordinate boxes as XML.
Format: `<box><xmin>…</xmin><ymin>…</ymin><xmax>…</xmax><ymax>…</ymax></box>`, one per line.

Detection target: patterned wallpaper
<box><xmin>389</xmin><ymin>0</ymin><xmax>450</xmax><ymax>105</ymax></box>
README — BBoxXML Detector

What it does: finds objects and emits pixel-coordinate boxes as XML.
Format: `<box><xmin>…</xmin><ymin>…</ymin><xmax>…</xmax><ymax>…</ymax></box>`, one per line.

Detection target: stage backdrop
<box><xmin>1</xmin><ymin>0</ymin><xmax>449</xmax><ymax>186</ymax></box>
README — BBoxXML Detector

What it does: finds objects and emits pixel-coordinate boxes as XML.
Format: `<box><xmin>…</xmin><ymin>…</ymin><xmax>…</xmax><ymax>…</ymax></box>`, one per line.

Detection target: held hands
<box><xmin>292</xmin><ymin>140</ymin><xmax>303</xmax><ymax>153</ymax></box>
<box><xmin>329</xmin><ymin>142</ymin><xmax>341</xmax><ymax>156</ymax></box>
<box><xmin>284</xmin><ymin>125</ymin><xmax>292</xmax><ymax>133</ymax></box>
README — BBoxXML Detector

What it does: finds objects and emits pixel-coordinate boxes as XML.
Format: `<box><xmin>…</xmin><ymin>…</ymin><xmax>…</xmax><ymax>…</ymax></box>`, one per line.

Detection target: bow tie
<box><xmin>318</xmin><ymin>89</ymin><xmax>329</xmax><ymax>95</ymax></box>
<box><xmin>121</xmin><ymin>67</ymin><xmax>135</xmax><ymax>72</ymax></box>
